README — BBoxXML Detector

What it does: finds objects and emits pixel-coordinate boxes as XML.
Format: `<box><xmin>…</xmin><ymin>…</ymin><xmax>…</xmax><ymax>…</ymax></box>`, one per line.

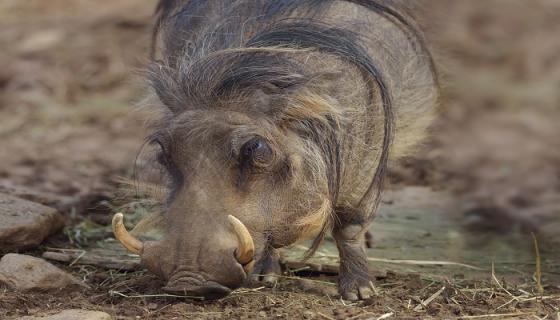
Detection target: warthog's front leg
<box><xmin>333</xmin><ymin>222</ymin><xmax>373</xmax><ymax>301</ymax></box>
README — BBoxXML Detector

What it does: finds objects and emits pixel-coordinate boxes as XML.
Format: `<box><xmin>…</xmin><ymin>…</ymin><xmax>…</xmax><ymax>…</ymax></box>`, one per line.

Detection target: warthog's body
<box><xmin>114</xmin><ymin>0</ymin><xmax>438</xmax><ymax>300</ymax></box>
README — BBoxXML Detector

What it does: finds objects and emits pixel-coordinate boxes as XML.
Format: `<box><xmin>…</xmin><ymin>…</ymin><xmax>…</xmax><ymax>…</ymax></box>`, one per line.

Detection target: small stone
<box><xmin>0</xmin><ymin>193</ymin><xmax>64</xmax><ymax>250</ymax></box>
<box><xmin>0</xmin><ymin>254</ymin><xmax>88</xmax><ymax>292</ymax></box>
<box><xmin>258</xmin><ymin>311</ymin><xmax>267</xmax><ymax>317</ymax></box>
<box><xmin>20</xmin><ymin>309</ymin><xmax>112</xmax><ymax>320</ymax></box>
<box><xmin>18</xmin><ymin>29</ymin><xmax>65</xmax><ymax>54</ymax></box>
<box><xmin>303</xmin><ymin>310</ymin><xmax>315</xmax><ymax>319</ymax></box>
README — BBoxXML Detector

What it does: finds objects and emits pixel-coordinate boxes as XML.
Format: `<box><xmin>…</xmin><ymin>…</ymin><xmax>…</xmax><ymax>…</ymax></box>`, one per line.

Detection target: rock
<box><xmin>20</xmin><ymin>309</ymin><xmax>112</xmax><ymax>320</ymax></box>
<box><xmin>0</xmin><ymin>254</ymin><xmax>88</xmax><ymax>292</ymax></box>
<box><xmin>0</xmin><ymin>181</ymin><xmax>71</xmax><ymax>210</ymax></box>
<box><xmin>0</xmin><ymin>193</ymin><xmax>64</xmax><ymax>250</ymax></box>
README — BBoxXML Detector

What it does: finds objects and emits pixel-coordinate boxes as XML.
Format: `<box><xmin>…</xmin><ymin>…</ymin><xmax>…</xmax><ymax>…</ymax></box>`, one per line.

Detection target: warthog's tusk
<box><xmin>227</xmin><ymin>215</ymin><xmax>255</xmax><ymax>269</ymax></box>
<box><xmin>112</xmin><ymin>213</ymin><xmax>143</xmax><ymax>255</ymax></box>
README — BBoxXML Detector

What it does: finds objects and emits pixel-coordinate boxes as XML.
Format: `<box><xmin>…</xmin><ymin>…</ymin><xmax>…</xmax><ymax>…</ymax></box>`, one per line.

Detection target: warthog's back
<box><xmin>152</xmin><ymin>0</ymin><xmax>438</xmax><ymax>217</ymax></box>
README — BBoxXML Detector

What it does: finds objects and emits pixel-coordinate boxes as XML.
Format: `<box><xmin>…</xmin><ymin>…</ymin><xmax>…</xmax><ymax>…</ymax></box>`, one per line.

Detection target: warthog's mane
<box><xmin>146</xmin><ymin>0</ymin><xmax>436</xmax><ymax>256</ymax></box>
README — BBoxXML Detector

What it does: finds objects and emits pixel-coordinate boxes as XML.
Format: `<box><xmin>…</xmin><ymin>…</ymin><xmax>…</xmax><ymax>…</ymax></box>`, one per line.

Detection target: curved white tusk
<box><xmin>227</xmin><ymin>215</ymin><xmax>255</xmax><ymax>267</ymax></box>
<box><xmin>112</xmin><ymin>213</ymin><xmax>143</xmax><ymax>255</ymax></box>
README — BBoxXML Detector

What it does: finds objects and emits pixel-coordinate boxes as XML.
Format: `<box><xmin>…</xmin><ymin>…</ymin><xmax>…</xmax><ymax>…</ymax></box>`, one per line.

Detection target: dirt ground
<box><xmin>0</xmin><ymin>1</ymin><xmax>559</xmax><ymax>319</ymax></box>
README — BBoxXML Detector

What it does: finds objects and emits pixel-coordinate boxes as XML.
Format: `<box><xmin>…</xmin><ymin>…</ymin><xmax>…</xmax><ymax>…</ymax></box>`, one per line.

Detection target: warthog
<box><xmin>112</xmin><ymin>0</ymin><xmax>438</xmax><ymax>300</ymax></box>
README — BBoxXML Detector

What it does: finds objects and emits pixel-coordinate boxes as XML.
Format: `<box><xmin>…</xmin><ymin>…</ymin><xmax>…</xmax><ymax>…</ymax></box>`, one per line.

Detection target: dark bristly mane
<box><xmin>149</xmin><ymin>0</ymin><xmax>436</xmax><ymax>257</ymax></box>
<box><xmin>243</xmin><ymin>21</ymin><xmax>393</xmax><ymax>257</ymax></box>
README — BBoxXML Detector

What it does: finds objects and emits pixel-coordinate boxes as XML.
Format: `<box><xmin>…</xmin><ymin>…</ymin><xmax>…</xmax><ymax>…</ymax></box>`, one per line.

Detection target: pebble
<box><xmin>20</xmin><ymin>309</ymin><xmax>112</xmax><ymax>320</ymax></box>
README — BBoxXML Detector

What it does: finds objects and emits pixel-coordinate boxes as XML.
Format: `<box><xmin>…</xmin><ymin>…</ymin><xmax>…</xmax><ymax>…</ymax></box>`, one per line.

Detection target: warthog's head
<box><xmin>113</xmin><ymin>85</ymin><xmax>339</xmax><ymax>299</ymax></box>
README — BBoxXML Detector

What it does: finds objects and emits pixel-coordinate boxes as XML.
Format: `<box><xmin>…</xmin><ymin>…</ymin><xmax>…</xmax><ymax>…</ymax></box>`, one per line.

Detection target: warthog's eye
<box><xmin>240</xmin><ymin>137</ymin><xmax>273</xmax><ymax>167</ymax></box>
<box><xmin>154</xmin><ymin>140</ymin><xmax>171</xmax><ymax>168</ymax></box>
<box><xmin>152</xmin><ymin>138</ymin><xmax>183</xmax><ymax>197</ymax></box>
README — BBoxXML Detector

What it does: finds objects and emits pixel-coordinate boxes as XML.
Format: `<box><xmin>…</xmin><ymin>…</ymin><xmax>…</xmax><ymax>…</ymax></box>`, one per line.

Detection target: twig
<box><xmin>69</xmin><ymin>250</ymin><xmax>86</xmax><ymax>267</ymax></box>
<box><xmin>496</xmin><ymin>297</ymin><xmax>517</xmax><ymax>310</ymax></box>
<box><xmin>108</xmin><ymin>290</ymin><xmax>203</xmax><ymax>300</ymax></box>
<box><xmin>519</xmin><ymin>289</ymin><xmax>531</xmax><ymax>295</ymax></box>
<box><xmin>459</xmin><ymin>312</ymin><xmax>535</xmax><ymax>319</ymax></box>
<box><xmin>293</xmin><ymin>247</ymin><xmax>482</xmax><ymax>270</ymax></box>
<box><xmin>277</xmin><ymin>275</ymin><xmax>337</xmax><ymax>286</ymax></box>
<box><xmin>532</xmin><ymin>233</ymin><xmax>544</xmax><ymax>295</ymax></box>
<box><xmin>232</xmin><ymin>286</ymin><xmax>266</xmax><ymax>294</ymax></box>
<box><xmin>519</xmin><ymin>295</ymin><xmax>560</xmax><ymax>302</ymax></box>
<box><xmin>348</xmin><ymin>312</ymin><xmax>375</xmax><ymax>320</ymax></box>
<box><xmin>460</xmin><ymin>288</ymin><xmax>493</xmax><ymax>293</ymax></box>
<box><xmin>289</xmin><ymin>266</ymin><xmax>312</xmax><ymax>273</ymax></box>
<box><xmin>309</xmin><ymin>251</ymin><xmax>483</xmax><ymax>270</ymax></box>
<box><xmin>491</xmin><ymin>262</ymin><xmax>518</xmax><ymax>301</ymax></box>
<box><xmin>375</xmin><ymin>312</ymin><xmax>394</xmax><ymax>320</ymax></box>
<box><xmin>413</xmin><ymin>286</ymin><xmax>446</xmax><ymax>311</ymax></box>
<box><xmin>44</xmin><ymin>247</ymin><xmax>86</xmax><ymax>252</ymax></box>
<box><xmin>340</xmin><ymin>296</ymin><xmax>352</xmax><ymax>307</ymax></box>
<box><xmin>369</xmin><ymin>281</ymin><xmax>380</xmax><ymax>296</ymax></box>
<box><xmin>317</xmin><ymin>312</ymin><xmax>336</xmax><ymax>320</ymax></box>
<box><xmin>367</xmin><ymin>257</ymin><xmax>482</xmax><ymax>270</ymax></box>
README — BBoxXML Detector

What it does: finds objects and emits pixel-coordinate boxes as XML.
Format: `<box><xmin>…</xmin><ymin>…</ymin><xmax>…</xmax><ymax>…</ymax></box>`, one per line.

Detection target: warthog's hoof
<box><xmin>338</xmin><ymin>273</ymin><xmax>374</xmax><ymax>301</ymax></box>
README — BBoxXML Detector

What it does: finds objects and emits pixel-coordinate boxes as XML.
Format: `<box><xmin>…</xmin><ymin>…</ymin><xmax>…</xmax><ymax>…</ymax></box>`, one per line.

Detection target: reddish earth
<box><xmin>0</xmin><ymin>1</ymin><xmax>558</xmax><ymax>319</ymax></box>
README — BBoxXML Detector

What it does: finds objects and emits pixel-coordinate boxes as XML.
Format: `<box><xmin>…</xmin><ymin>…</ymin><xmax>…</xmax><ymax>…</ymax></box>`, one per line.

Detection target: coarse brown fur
<box><xmin>132</xmin><ymin>0</ymin><xmax>439</xmax><ymax>300</ymax></box>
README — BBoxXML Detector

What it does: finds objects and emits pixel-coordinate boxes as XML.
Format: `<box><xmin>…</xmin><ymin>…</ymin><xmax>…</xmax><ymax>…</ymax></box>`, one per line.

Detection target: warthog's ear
<box><xmin>148</xmin><ymin>61</ymin><xmax>185</xmax><ymax>114</ymax></box>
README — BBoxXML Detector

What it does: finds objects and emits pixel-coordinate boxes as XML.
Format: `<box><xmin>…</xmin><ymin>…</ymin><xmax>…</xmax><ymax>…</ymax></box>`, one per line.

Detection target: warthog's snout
<box><xmin>164</xmin><ymin>281</ymin><xmax>231</xmax><ymax>300</ymax></box>
<box><xmin>162</xmin><ymin>272</ymin><xmax>232</xmax><ymax>300</ymax></box>
<box><xmin>112</xmin><ymin>213</ymin><xmax>255</xmax><ymax>300</ymax></box>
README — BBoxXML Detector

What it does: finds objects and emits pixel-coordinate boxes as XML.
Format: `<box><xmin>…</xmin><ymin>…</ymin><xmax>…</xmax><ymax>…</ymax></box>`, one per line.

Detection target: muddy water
<box><xmin>286</xmin><ymin>187</ymin><xmax>560</xmax><ymax>284</ymax></box>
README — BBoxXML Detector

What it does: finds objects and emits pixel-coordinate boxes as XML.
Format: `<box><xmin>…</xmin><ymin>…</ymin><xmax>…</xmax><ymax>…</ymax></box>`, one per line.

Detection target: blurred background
<box><xmin>0</xmin><ymin>0</ymin><xmax>558</xmax><ymax>283</ymax></box>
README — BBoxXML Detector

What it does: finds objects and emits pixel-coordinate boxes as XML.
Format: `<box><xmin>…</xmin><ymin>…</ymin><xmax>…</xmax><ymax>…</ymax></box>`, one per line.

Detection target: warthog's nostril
<box><xmin>163</xmin><ymin>280</ymin><xmax>232</xmax><ymax>300</ymax></box>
